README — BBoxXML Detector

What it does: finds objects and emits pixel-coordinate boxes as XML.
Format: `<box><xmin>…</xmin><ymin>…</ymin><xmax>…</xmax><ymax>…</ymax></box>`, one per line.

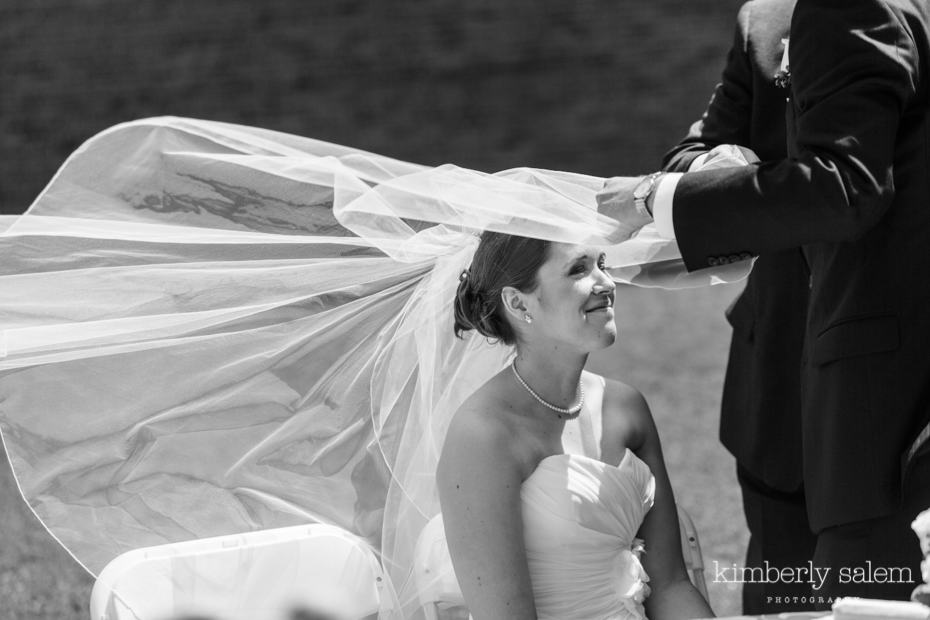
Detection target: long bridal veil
<box><xmin>0</xmin><ymin>117</ymin><xmax>749</xmax><ymax>617</ymax></box>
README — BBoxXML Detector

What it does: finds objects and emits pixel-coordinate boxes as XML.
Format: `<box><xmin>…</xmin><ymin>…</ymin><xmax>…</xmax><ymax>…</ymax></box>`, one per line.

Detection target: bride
<box><xmin>439</xmin><ymin>231</ymin><xmax>713</xmax><ymax>619</ymax></box>
<box><xmin>0</xmin><ymin>117</ymin><xmax>746</xmax><ymax>619</ymax></box>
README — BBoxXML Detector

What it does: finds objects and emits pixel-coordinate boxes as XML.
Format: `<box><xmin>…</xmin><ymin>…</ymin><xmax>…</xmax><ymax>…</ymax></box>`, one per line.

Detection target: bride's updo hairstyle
<box><xmin>454</xmin><ymin>231</ymin><xmax>550</xmax><ymax>345</ymax></box>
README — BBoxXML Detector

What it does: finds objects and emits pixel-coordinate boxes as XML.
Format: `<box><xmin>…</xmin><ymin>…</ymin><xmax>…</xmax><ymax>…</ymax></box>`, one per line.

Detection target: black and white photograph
<box><xmin>2</xmin><ymin>1</ymin><xmax>930</xmax><ymax>619</ymax></box>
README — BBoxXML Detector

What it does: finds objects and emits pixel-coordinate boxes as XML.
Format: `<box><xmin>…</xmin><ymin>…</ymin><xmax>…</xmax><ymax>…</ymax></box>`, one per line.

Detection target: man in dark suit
<box><xmin>661</xmin><ymin>0</ymin><xmax>816</xmax><ymax>613</ymax></box>
<box><xmin>600</xmin><ymin>0</ymin><xmax>930</xmax><ymax>607</ymax></box>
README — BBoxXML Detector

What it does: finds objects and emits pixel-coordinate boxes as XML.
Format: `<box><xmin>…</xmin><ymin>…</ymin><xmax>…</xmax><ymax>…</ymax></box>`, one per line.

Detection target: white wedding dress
<box><xmin>521</xmin><ymin>449</ymin><xmax>654</xmax><ymax>620</ymax></box>
<box><xmin>427</xmin><ymin>393</ymin><xmax>655</xmax><ymax>620</ymax></box>
<box><xmin>0</xmin><ymin>118</ymin><xmax>740</xmax><ymax>619</ymax></box>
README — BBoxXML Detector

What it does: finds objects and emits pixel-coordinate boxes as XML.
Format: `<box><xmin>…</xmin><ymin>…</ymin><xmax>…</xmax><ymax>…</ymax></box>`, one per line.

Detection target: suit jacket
<box><xmin>663</xmin><ymin>0</ymin><xmax>808</xmax><ymax>493</ymax></box>
<box><xmin>671</xmin><ymin>0</ymin><xmax>930</xmax><ymax>532</ymax></box>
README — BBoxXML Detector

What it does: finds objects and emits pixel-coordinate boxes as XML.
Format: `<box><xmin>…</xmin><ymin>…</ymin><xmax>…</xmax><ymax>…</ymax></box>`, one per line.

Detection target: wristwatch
<box><xmin>633</xmin><ymin>172</ymin><xmax>664</xmax><ymax>218</ymax></box>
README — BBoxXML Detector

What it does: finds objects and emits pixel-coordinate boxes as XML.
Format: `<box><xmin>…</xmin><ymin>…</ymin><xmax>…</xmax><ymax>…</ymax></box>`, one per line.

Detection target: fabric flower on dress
<box><xmin>613</xmin><ymin>538</ymin><xmax>651</xmax><ymax>606</ymax></box>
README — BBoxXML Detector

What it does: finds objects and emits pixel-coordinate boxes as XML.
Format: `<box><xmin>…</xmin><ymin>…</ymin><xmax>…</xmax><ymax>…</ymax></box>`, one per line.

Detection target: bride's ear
<box><xmin>500</xmin><ymin>286</ymin><xmax>529</xmax><ymax>322</ymax></box>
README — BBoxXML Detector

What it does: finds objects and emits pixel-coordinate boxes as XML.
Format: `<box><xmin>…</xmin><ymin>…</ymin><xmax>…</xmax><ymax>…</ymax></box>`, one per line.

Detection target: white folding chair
<box><xmin>90</xmin><ymin>523</ymin><xmax>386</xmax><ymax>620</ymax></box>
<box><xmin>414</xmin><ymin>506</ymin><xmax>709</xmax><ymax>618</ymax></box>
<box><xmin>677</xmin><ymin>504</ymin><xmax>709</xmax><ymax>601</ymax></box>
<box><xmin>413</xmin><ymin>514</ymin><xmax>470</xmax><ymax>620</ymax></box>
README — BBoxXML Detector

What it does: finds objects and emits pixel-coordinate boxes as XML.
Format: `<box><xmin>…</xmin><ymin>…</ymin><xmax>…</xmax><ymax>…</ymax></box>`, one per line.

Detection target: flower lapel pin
<box><xmin>774</xmin><ymin>37</ymin><xmax>791</xmax><ymax>89</ymax></box>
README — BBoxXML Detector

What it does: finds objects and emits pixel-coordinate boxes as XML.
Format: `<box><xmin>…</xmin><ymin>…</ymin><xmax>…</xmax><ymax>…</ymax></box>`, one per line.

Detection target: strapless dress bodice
<box><xmin>520</xmin><ymin>449</ymin><xmax>656</xmax><ymax>620</ymax></box>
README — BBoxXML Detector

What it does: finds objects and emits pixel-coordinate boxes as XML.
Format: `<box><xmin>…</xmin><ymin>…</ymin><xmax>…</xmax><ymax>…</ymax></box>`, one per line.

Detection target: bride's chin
<box><xmin>586</xmin><ymin>324</ymin><xmax>618</xmax><ymax>350</ymax></box>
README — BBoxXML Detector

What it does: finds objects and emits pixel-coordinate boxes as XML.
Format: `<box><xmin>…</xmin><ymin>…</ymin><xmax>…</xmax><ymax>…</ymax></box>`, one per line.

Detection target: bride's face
<box><xmin>516</xmin><ymin>242</ymin><xmax>617</xmax><ymax>351</ymax></box>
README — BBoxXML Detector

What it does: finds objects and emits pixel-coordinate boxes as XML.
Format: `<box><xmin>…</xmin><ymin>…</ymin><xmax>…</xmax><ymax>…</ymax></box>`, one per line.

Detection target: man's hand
<box><xmin>595</xmin><ymin>175</ymin><xmax>655</xmax><ymax>243</ymax></box>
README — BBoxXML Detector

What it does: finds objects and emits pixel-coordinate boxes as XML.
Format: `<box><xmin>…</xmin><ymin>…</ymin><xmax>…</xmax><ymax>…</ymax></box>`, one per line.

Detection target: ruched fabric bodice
<box><xmin>520</xmin><ymin>449</ymin><xmax>656</xmax><ymax>620</ymax></box>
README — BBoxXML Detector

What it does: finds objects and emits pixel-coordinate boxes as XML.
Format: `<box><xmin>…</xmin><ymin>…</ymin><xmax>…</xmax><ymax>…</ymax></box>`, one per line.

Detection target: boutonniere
<box><xmin>774</xmin><ymin>37</ymin><xmax>791</xmax><ymax>89</ymax></box>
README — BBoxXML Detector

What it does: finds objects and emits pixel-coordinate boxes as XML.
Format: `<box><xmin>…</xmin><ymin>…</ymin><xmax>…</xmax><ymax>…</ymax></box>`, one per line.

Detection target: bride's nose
<box><xmin>592</xmin><ymin>272</ymin><xmax>616</xmax><ymax>295</ymax></box>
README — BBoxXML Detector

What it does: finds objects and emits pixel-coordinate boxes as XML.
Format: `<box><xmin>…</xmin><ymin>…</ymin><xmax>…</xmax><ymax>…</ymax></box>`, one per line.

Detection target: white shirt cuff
<box><xmin>652</xmin><ymin>172</ymin><xmax>682</xmax><ymax>240</ymax></box>
<box><xmin>688</xmin><ymin>153</ymin><xmax>710</xmax><ymax>172</ymax></box>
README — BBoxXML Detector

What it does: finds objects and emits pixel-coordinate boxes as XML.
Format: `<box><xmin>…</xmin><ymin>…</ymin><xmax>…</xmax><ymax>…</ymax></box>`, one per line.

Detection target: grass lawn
<box><xmin>0</xmin><ymin>280</ymin><xmax>749</xmax><ymax>618</ymax></box>
<box><xmin>0</xmin><ymin>448</ymin><xmax>94</xmax><ymax>618</ymax></box>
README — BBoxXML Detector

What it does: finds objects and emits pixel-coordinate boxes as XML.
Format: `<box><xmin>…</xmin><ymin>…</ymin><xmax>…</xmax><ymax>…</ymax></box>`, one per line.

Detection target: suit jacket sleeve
<box><xmin>671</xmin><ymin>0</ymin><xmax>918</xmax><ymax>271</ymax></box>
<box><xmin>662</xmin><ymin>2</ymin><xmax>754</xmax><ymax>173</ymax></box>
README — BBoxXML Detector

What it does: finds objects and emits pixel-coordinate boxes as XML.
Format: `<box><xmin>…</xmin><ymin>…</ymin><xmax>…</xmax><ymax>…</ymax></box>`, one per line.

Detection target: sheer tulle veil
<box><xmin>0</xmin><ymin>117</ymin><xmax>748</xmax><ymax>616</ymax></box>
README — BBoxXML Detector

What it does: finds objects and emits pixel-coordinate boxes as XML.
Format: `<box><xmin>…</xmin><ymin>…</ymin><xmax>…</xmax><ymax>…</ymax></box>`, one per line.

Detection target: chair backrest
<box><xmin>676</xmin><ymin>504</ymin><xmax>709</xmax><ymax>601</ymax></box>
<box><xmin>414</xmin><ymin>505</ymin><xmax>709</xmax><ymax>618</ymax></box>
<box><xmin>90</xmin><ymin>523</ymin><xmax>385</xmax><ymax>620</ymax></box>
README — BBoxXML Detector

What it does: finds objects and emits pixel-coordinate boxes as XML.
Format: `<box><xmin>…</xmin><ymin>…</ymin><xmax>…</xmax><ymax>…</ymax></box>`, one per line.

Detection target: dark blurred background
<box><xmin>1</xmin><ymin>0</ymin><xmax>743</xmax><ymax>215</ymax></box>
<box><xmin>0</xmin><ymin>2</ymin><xmax>748</xmax><ymax>618</ymax></box>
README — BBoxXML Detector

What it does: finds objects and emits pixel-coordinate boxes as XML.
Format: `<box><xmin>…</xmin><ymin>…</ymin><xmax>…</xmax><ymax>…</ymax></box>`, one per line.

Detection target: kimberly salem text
<box><xmin>712</xmin><ymin>561</ymin><xmax>914</xmax><ymax>591</ymax></box>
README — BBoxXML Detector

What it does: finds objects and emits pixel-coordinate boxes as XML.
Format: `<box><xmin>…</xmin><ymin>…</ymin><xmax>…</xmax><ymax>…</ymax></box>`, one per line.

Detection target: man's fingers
<box><xmin>596</xmin><ymin>175</ymin><xmax>643</xmax><ymax>208</ymax></box>
<box><xmin>599</xmin><ymin>175</ymin><xmax>643</xmax><ymax>193</ymax></box>
<box><xmin>587</xmin><ymin>226</ymin><xmax>635</xmax><ymax>245</ymax></box>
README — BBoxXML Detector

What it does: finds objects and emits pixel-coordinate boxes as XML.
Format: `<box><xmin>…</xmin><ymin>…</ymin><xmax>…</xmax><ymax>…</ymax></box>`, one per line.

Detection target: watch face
<box><xmin>633</xmin><ymin>178</ymin><xmax>652</xmax><ymax>200</ymax></box>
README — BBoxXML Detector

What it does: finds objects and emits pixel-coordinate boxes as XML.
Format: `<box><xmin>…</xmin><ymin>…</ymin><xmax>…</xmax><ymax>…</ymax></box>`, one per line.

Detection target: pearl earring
<box><xmin>524</xmin><ymin>313</ymin><xmax>533</xmax><ymax>324</ymax></box>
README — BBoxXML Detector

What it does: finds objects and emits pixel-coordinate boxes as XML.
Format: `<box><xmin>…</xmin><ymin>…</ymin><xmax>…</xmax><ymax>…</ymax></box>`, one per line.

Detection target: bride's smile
<box><xmin>516</xmin><ymin>242</ymin><xmax>619</xmax><ymax>352</ymax></box>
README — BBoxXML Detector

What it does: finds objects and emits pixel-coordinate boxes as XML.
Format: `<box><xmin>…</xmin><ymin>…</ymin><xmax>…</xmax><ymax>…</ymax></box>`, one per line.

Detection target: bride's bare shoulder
<box><xmin>439</xmin><ymin>373</ymin><xmax>533</xmax><ymax>480</ymax></box>
<box><xmin>597</xmin><ymin>375</ymin><xmax>653</xmax><ymax>454</ymax></box>
<box><xmin>444</xmin><ymin>375</ymin><xmax>516</xmax><ymax>448</ymax></box>
<box><xmin>578</xmin><ymin>370</ymin><xmax>646</xmax><ymax>413</ymax></box>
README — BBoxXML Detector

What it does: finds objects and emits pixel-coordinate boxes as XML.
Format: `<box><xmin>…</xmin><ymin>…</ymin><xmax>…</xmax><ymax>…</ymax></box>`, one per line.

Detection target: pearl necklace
<box><xmin>511</xmin><ymin>360</ymin><xmax>584</xmax><ymax>419</ymax></box>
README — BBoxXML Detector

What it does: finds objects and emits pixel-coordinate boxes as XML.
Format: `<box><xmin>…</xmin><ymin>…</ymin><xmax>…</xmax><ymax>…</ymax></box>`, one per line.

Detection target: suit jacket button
<box><xmin>727</xmin><ymin>254</ymin><xmax>741</xmax><ymax>263</ymax></box>
<box><xmin>707</xmin><ymin>257</ymin><xmax>718</xmax><ymax>266</ymax></box>
<box><xmin>739</xmin><ymin>252</ymin><xmax>752</xmax><ymax>260</ymax></box>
